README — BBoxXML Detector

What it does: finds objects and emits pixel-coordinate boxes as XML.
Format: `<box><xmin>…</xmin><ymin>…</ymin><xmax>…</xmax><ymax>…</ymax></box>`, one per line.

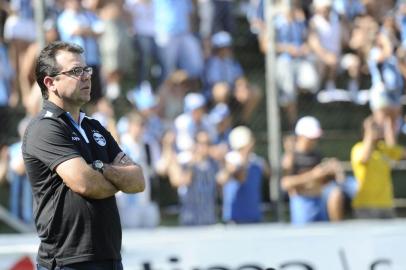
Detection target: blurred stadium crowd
<box><xmin>0</xmin><ymin>0</ymin><xmax>406</xmax><ymax>228</ymax></box>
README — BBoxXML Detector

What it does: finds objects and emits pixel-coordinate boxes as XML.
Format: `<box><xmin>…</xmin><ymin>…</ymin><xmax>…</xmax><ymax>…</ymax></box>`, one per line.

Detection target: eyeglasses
<box><xmin>52</xmin><ymin>66</ymin><xmax>93</xmax><ymax>77</ymax></box>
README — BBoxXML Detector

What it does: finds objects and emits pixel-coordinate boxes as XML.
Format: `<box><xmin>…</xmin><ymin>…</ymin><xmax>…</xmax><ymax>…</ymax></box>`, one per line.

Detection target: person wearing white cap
<box><xmin>281</xmin><ymin>116</ymin><xmax>346</xmax><ymax>225</ymax></box>
<box><xmin>217</xmin><ymin>126</ymin><xmax>270</xmax><ymax>223</ymax></box>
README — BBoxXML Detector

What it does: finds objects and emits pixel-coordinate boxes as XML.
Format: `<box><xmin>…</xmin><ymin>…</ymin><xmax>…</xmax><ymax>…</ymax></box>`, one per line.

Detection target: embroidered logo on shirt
<box><xmin>71</xmin><ymin>131</ymin><xmax>80</xmax><ymax>142</ymax></box>
<box><xmin>93</xmin><ymin>132</ymin><xmax>106</xmax><ymax>146</ymax></box>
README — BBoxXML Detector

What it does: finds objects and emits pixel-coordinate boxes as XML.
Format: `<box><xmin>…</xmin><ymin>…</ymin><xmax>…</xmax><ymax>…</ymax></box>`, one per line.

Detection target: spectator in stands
<box><xmin>368</xmin><ymin>29</ymin><xmax>403</xmax><ymax>127</ymax></box>
<box><xmin>125</xmin><ymin>0</ymin><xmax>158</xmax><ymax>84</ymax></box>
<box><xmin>98</xmin><ymin>0</ymin><xmax>135</xmax><ymax>100</ymax></box>
<box><xmin>20</xmin><ymin>18</ymin><xmax>59</xmax><ymax>111</ymax></box>
<box><xmin>211</xmin><ymin>81</ymin><xmax>231</xmax><ymax>105</ymax></box>
<box><xmin>7</xmin><ymin>116</ymin><xmax>32</xmax><ymax>224</ymax></box>
<box><xmin>57</xmin><ymin>0</ymin><xmax>104</xmax><ymax>102</ymax></box>
<box><xmin>205</xmin><ymin>31</ymin><xmax>261</xmax><ymax>125</ymax></box>
<box><xmin>171</xmin><ymin>130</ymin><xmax>219</xmax><ymax>226</ymax></box>
<box><xmin>157</xmin><ymin>70</ymin><xmax>191</xmax><ymax>124</ymax></box>
<box><xmin>333</xmin><ymin>0</ymin><xmax>365</xmax><ymax>23</ymax></box>
<box><xmin>204</xmin><ymin>31</ymin><xmax>243</xmax><ymax>96</ymax></box>
<box><xmin>174</xmin><ymin>92</ymin><xmax>216</xmax><ymax>153</ymax></box>
<box><xmin>155</xmin><ymin>129</ymin><xmax>182</xmax><ymax>184</ymax></box>
<box><xmin>197</xmin><ymin>0</ymin><xmax>214</xmax><ymax>58</ymax></box>
<box><xmin>398</xmin><ymin>1</ymin><xmax>406</xmax><ymax>48</ymax></box>
<box><xmin>212</xmin><ymin>0</ymin><xmax>235</xmax><ymax>34</ymax></box>
<box><xmin>127</xmin><ymin>81</ymin><xmax>165</xmax><ymax>143</ymax></box>
<box><xmin>281</xmin><ymin>116</ymin><xmax>346</xmax><ymax>225</ymax></box>
<box><xmin>362</xmin><ymin>0</ymin><xmax>395</xmax><ymax>24</ymax></box>
<box><xmin>274</xmin><ymin>2</ymin><xmax>318</xmax><ymax>127</ymax></box>
<box><xmin>246</xmin><ymin>0</ymin><xmax>264</xmax><ymax>36</ymax></box>
<box><xmin>116</xmin><ymin>112</ymin><xmax>160</xmax><ymax>227</ymax></box>
<box><xmin>231</xmin><ymin>77</ymin><xmax>262</xmax><ymax>125</ymax></box>
<box><xmin>341</xmin><ymin>14</ymin><xmax>378</xmax><ymax>103</ymax></box>
<box><xmin>308</xmin><ymin>0</ymin><xmax>342</xmax><ymax>92</ymax></box>
<box><xmin>153</xmin><ymin>0</ymin><xmax>204</xmax><ymax>82</ymax></box>
<box><xmin>208</xmin><ymin>102</ymin><xmax>231</xmax><ymax>162</ymax></box>
<box><xmin>246</xmin><ymin>0</ymin><xmax>267</xmax><ymax>56</ymax></box>
<box><xmin>351</xmin><ymin>115</ymin><xmax>405</xmax><ymax>219</ymax></box>
<box><xmin>0</xmin><ymin>40</ymin><xmax>13</xmax><ymax>107</ymax></box>
<box><xmin>217</xmin><ymin>126</ymin><xmax>269</xmax><ymax>224</ymax></box>
<box><xmin>209</xmin><ymin>102</ymin><xmax>231</xmax><ymax>146</ymax></box>
<box><xmin>3</xmin><ymin>0</ymin><xmax>36</xmax><ymax>107</ymax></box>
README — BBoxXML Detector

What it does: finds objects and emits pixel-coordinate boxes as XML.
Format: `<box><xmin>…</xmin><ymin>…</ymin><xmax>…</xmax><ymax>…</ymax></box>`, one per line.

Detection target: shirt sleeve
<box><xmin>351</xmin><ymin>142</ymin><xmax>364</xmax><ymax>165</ymax></box>
<box><xmin>24</xmin><ymin>118</ymin><xmax>81</xmax><ymax>171</ymax></box>
<box><xmin>377</xmin><ymin>141</ymin><xmax>404</xmax><ymax>161</ymax></box>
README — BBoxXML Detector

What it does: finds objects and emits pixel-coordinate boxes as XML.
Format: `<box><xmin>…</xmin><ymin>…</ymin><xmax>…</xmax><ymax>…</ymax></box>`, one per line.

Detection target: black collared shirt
<box><xmin>22</xmin><ymin>100</ymin><xmax>122</xmax><ymax>268</ymax></box>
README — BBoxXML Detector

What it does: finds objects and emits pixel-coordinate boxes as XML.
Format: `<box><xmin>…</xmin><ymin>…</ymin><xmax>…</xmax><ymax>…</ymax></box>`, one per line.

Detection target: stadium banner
<box><xmin>1</xmin><ymin>220</ymin><xmax>406</xmax><ymax>270</ymax></box>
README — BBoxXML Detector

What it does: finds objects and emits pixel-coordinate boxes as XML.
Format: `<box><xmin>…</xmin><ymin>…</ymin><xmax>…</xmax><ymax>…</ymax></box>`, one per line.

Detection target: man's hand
<box><xmin>103</xmin><ymin>152</ymin><xmax>145</xmax><ymax>193</ymax></box>
<box><xmin>112</xmin><ymin>152</ymin><xmax>134</xmax><ymax>166</ymax></box>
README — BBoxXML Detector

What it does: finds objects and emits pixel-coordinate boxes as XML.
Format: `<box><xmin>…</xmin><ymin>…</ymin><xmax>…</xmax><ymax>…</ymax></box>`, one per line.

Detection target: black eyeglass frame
<box><xmin>51</xmin><ymin>66</ymin><xmax>93</xmax><ymax>77</ymax></box>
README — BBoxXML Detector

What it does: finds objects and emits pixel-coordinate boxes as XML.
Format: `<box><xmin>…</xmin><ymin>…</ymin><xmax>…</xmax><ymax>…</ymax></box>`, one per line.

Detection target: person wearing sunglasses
<box><xmin>22</xmin><ymin>41</ymin><xmax>145</xmax><ymax>270</ymax></box>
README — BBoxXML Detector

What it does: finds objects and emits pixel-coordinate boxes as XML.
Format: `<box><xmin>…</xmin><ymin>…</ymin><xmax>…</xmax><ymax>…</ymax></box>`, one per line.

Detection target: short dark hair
<box><xmin>35</xmin><ymin>41</ymin><xmax>84</xmax><ymax>99</ymax></box>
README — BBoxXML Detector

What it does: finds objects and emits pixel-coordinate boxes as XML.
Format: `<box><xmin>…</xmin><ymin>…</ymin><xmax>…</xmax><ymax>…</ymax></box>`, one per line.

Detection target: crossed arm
<box><xmin>56</xmin><ymin>152</ymin><xmax>145</xmax><ymax>199</ymax></box>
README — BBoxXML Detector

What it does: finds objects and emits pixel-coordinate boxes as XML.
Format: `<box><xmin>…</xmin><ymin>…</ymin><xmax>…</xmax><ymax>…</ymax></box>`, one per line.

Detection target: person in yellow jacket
<box><xmin>351</xmin><ymin>115</ymin><xmax>405</xmax><ymax>219</ymax></box>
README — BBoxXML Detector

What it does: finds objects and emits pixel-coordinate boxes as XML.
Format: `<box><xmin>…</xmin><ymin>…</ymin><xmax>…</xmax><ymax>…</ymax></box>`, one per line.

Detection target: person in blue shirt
<box><xmin>217</xmin><ymin>126</ymin><xmax>270</xmax><ymax>224</ymax></box>
<box><xmin>0</xmin><ymin>42</ymin><xmax>13</xmax><ymax>106</ymax></box>
<box><xmin>212</xmin><ymin>0</ymin><xmax>235</xmax><ymax>34</ymax></box>
<box><xmin>204</xmin><ymin>31</ymin><xmax>243</xmax><ymax>96</ymax></box>
<box><xmin>205</xmin><ymin>31</ymin><xmax>261</xmax><ymax>124</ymax></box>
<box><xmin>274</xmin><ymin>3</ymin><xmax>318</xmax><ymax>127</ymax></box>
<box><xmin>172</xmin><ymin>130</ymin><xmax>219</xmax><ymax>226</ymax></box>
<box><xmin>153</xmin><ymin>0</ymin><xmax>204</xmax><ymax>82</ymax></box>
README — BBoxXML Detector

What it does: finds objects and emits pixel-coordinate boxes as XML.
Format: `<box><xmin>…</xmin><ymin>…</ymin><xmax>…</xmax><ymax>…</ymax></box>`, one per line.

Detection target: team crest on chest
<box><xmin>92</xmin><ymin>131</ymin><xmax>106</xmax><ymax>146</ymax></box>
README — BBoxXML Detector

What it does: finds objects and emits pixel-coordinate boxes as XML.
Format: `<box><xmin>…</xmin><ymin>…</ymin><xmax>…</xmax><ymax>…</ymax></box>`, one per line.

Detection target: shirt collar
<box><xmin>66</xmin><ymin>111</ymin><xmax>86</xmax><ymax>127</ymax></box>
<box><xmin>43</xmin><ymin>100</ymin><xmax>66</xmax><ymax>118</ymax></box>
<box><xmin>43</xmin><ymin>100</ymin><xmax>86</xmax><ymax>123</ymax></box>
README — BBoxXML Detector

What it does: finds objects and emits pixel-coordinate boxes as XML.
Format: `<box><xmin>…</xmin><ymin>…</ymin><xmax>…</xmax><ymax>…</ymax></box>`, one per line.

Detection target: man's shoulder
<box><xmin>83</xmin><ymin>115</ymin><xmax>107</xmax><ymax>131</ymax></box>
<box><xmin>23</xmin><ymin>112</ymin><xmax>69</xmax><ymax>150</ymax></box>
<box><xmin>26</xmin><ymin>111</ymin><xmax>65</xmax><ymax>132</ymax></box>
<box><xmin>351</xmin><ymin>141</ymin><xmax>364</xmax><ymax>152</ymax></box>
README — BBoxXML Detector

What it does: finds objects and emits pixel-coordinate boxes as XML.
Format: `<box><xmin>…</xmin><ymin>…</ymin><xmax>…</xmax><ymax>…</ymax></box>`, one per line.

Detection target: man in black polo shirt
<box><xmin>22</xmin><ymin>41</ymin><xmax>145</xmax><ymax>270</ymax></box>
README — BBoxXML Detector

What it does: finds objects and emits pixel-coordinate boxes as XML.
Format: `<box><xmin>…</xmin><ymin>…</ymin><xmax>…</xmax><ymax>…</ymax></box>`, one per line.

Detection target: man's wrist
<box><xmin>92</xmin><ymin>160</ymin><xmax>105</xmax><ymax>174</ymax></box>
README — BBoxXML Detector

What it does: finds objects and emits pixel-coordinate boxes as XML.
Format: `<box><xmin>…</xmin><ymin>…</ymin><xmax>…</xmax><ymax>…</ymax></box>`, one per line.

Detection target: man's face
<box><xmin>299</xmin><ymin>136</ymin><xmax>318</xmax><ymax>150</ymax></box>
<box><xmin>51</xmin><ymin>50</ymin><xmax>92</xmax><ymax>105</ymax></box>
<box><xmin>191</xmin><ymin>107</ymin><xmax>204</xmax><ymax>122</ymax></box>
<box><xmin>195</xmin><ymin>132</ymin><xmax>211</xmax><ymax>157</ymax></box>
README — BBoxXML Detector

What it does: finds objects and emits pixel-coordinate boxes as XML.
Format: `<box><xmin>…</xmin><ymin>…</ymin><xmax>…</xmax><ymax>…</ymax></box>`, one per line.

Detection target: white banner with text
<box><xmin>1</xmin><ymin>220</ymin><xmax>406</xmax><ymax>270</ymax></box>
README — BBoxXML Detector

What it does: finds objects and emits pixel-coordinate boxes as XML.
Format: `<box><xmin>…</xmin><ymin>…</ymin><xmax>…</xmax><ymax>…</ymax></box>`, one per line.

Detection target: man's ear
<box><xmin>43</xmin><ymin>76</ymin><xmax>57</xmax><ymax>93</ymax></box>
<box><xmin>44</xmin><ymin>76</ymin><xmax>54</xmax><ymax>88</ymax></box>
